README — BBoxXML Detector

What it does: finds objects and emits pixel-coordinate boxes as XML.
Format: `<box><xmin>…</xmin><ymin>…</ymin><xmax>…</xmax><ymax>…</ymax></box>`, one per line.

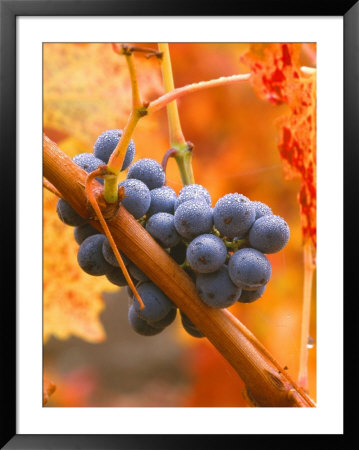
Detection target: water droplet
<box><xmin>307</xmin><ymin>336</ymin><xmax>315</xmax><ymax>349</ymax></box>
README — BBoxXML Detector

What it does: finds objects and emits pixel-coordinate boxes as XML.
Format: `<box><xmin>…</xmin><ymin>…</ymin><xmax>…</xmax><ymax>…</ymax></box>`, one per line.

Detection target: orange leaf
<box><xmin>43</xmin><ymin>189</ymin><xmax>119</xmax><ymax>343</ymax></box>
<box><xmin>43</xmin><ymin>375</ymin><xmax>56</xmax><ymax>406</ymax></box>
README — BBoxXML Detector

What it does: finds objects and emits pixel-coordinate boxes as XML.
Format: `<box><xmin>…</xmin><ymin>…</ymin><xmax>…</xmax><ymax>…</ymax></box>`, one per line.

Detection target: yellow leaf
<box><xmin>43</xmin><ymin>43</ymin><xmax>163</xmax><ymax>151</ymax></box>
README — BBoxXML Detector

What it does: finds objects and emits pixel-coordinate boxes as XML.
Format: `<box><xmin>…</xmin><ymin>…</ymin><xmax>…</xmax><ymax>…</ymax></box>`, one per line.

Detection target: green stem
<box><xmin>103</xmin><ymin>46</ymin><xmax>146</xmax><ymax>204</ymax></box>
<box><xmin>180</xmin><ymin>259</ymin><xmax>190</xmax><ymax>269</ymax></box>
<box><xmin>174</xmin><ymin>142</ymin><xmax>195</xmax><ymax>186</ymax></box>
<box><xmin>103</xmin><ymin>174</ymin><xmax>119</xmax><ymax>204</ymax></box>
<box><xmin>104</xmin><ymin>108</ymin><xmax>145</xmax><ymax>203</ymax></box>
<box><xmin>158</xmin><ymin>43</ymin><xmax>186</xmax><ymax>148</ymax></box>
<box><xmin>224</xmin><ymin>238</ymin><xmax>247</xmax><ymax>252</ymax></box>
<box><xmin>158</xmin><ymin>43</ymin><xmax>194</xmax><ymax>185</ymax></box>
<box><xmin>124</xmin><ymin>51</ymin><xmax>142</xmax><ymax>109</ymax></box>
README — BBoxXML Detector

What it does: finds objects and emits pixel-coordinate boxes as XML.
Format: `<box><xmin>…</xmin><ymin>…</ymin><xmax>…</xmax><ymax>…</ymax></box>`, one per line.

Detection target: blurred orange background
<box><xmin>43</xmin><ymin>43</ymin><xmax>316</xmax><ymax>407</ymax></box>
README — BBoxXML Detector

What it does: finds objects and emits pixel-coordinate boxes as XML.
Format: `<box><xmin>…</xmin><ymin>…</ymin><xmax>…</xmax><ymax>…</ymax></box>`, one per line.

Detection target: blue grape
<box><xmin>74</xmin><ymin>223</ymin><xmax>100</xmax><ymax>245</ymax></box>
<box><xmin>93</xmin><ymin>129</ymin><xmax>135</xmax><ymax>169</ymax></box>
<box><xmin>169</xmin><ymin>242</ymin><xmax>187</xmax><ymax>265</ymax></box>
<box><xmin>238</xmin><ymin>285</ymin><xmax>266</xmax><ymax>303</ymax></box>
<box><xmin>127</xmin><ymin>158</ymin><xmax>165</xmax><ymax>190</ymax></box>
<box><xmin>180</xmin><ymin>311</ymin><xmax>204</xmax><ymax>338</ymax></box>
<box><xmin>56</xmin><ymin>198</ymin><xmax>86</xmax><ymax>227</ymax></box>
<box><xmin>77</xmin><ymin>234</ymin><xmax>113</xmax><ymax>276</ymax></box>
<box><xmin>150</xmin><ymin>307</ymin><xmax>177</xmax><ymax>329</ymax></box>
<box><xmin>174</xmin><ymin>191</ymin><xmax>208</xmax><ymax>211</ymax></box>
<box><xmin>146</xmin><ymin>213</ymin><xmax>181</xmax><ymax>248</ymax></box>
<box><xmin>184</xmin><ymin>268</ymin><xmax>197</xmax><ymax>283</ymax></box>
<box><xmin>174</xmin><ymin>200</ymin><xmax>213</xmax><ymax>240</ymax></box>
<box><xmin>147</xmin><ymin>186</ymin><xmax>177</xmax><ymax>217</ymax></box>
<box><xmin>118</xmin><ymin>178</ymin><xmax>151</xmax><ymax>219</ymax></box>
<box><xmin>102</xmin><ymin>236</ymin><xmax>129</xmax><ymax>267</ymax></box>
<box><xmin>175</xmin><ymin>184</ymin><xmax>211</xmax><ymax>210</ymax></box>
<box><xmin>248</xmin><ymin>215</ymin><xmax>290</xmax><ymax>254</ymax></box>
<box><xmin>73</xmin><ymin>152</ymin><xmax>106</xmax><ymax>184</ymax></box>
<box><xmin>126</xmin><ymin>286</ymin><xmax>134</xmax><ymax>299</ymax></box>
<box><xmin>196</xmin><ymin>266</ymin><xmax>242</xmax><ymax>308</ymax></box>
<box><xmin>228</xmin><ymin>248</ymin><xmax>271</xmax><ymax>290</ymax></box>
<box><xmin>128</xmin><ymin>304</ymin><xmax>164</xmax><ymax>336</ymax></box>
<box><xmin>186</xmin><ymin>234</ymin><xmax>227</xmax><ymax>273</ymax></box>
<box><xmin>105</xmin><ymin>265</ymin><xmax>128</xmax><ymax>287</ymax></box>
<box><xmin>213</xmin><ymin>193</ymin><xmax>256</xmax><ymax>238</ymax></box>
<box><xmin>252</xmin><ymin>201</ymin><xmax>273</xmax><ymax>220</ymax></box>
<box><xmin>128</xmin><ymin>262</ymin><xmax>149</xmax><ymax>282</ymax></box>
<box><xmin>133</xmin><ymin>282</ymin><xmax>175</xmax><ymax>323</ymax></box>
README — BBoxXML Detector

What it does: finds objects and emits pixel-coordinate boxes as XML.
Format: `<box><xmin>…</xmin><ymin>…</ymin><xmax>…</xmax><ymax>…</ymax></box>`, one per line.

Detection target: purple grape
<box><xmin>77</xmin><ymin>234</ymin><xmax>113</xmax><ymax>276</ymax></box>
<box><xmin>128</xmin><ymin>304</ymin><xmax>164</xmax><ymax>336</ymax></box>
<box><xmin>127</xmin><ymin>158</ymin><xmax>165</xmax><ymax>190</ymax></box>
<box><xmin>252</xmin><ymin>201</ymin><xmax>273</xmax><ymax>220</ymax></box>
<box><xmin>146</xmin><ymin>213</ymin><xmax>181</xmax><ymax>248</ymax></box>
<box><xmin>213</xmin><ymin>193</ymin><xmax>256</xmax><ymax>238</ymax></box>
<box><xmin>178</xmin><ymin>184</ymin><xmax>211</xmax><ymax>206</ymax></box>
<box><xmin>174</xmin><ymin>192</ymin><xmax>208</xmax><ymax>211</ymax></box>
<box><xmin>127</xmin><ymin>262</ymin><xmax>149</xmax><ymax>282</ymax></box>
<box><xmin>228</xmin><ymin>248</ymin><xmax>271</xmax><ymax>290</ymax></box>
<box><xmin>147</xmin><ymin>186</ymin><xmax>177</xmax><ymax>217</ymax></box>
<box><xmin>74</xmin><ymin>223</ymin><xmax>100</xmax><ymax>245</ymax></box>
<box><xmin>133</xmin><ymin>282</ymin><xmax>175</xmax><ymax>323</ymax></box>
<box><xmin>174</xmin><ymin>200</ymin><xmax>213</xmax><ymax>240</ymax></box>
<box><xmin>73</xmin><ymin>152</ymin><xmax>106</xmax><ymax>185</ymax></box>
<box><xmin>196</xmin><ymin>266</ymin><xmax>242</xmax><ymax>308</ymax></box>
<box><xmin>186</xmin><ymin>234</ymin><xmax>227</xmax><ymax>273</ymax></box>
<box><xmin>238</xmin><ymin>285</ymin><xmax>266</xmax><ymax>303</ymax></box>
<box><xmin>180</xmin><ymin>311</ymin><xmax>204</xmax><ymax>338</ymax></box>
<box><xmin>57</xmin><ymin>198</ymin><xmax>86</xmax><ymax>227</ymax></box>
<box><xmin>150</xmin><ymin>307</ymin><xmax>177</xmax><ymax>329</ymax></box>
<box><xmin>169</xmin><ymin>242</ymin><xmax>187</xmax><ymax>265</ymax></box>
<box><xmin>93</xmin><ymin>129</ymin><xmax>135</xmax><ymax>169</ymax></box>
<box><xmin>118</xmin><ymin>178</ymin><xmax>151</xmax><ymax>219</ymax></box>
<box><xmin>102</xmin><ymin>236</ymin><xmax>129</xmax><ymax>267</ymax></box>
<box><xmin>248</xmin><ymin>215</ymin><xmax>290</xmax><ymax>254</ymax></box>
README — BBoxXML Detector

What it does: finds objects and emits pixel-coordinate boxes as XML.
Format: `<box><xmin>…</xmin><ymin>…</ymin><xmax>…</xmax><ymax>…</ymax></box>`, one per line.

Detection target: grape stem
<box><xmin>148</xmin><ymin>73</ymin><xmax>251</xmax><ymax>115</ymax></box>
<box><xmin>43</xmin><ymin>177</ymin><xmax>62</xmax><ymax>198</ymax></box>
<box><xmin>158</xmin><ymin>43</ymin><xmax>187</xmax><ymax>148</ymax></box>
<box><xmin>158</xmin><ymin>43</ymin><xmax>194</xmax><ymax>186</ymax></box>
<box><xmin>298</xmin><ymin>241</ymin><xmax>316</xmax><ymax>390</ymax></box>
<box><xmin>124</xmin><ymin>50</ymin><xmax>142</xmax><ymax>110</ymax></box>
<box><xmin>161</xmin><ymin>147</ymin><xmax>178</xmax><ymax>173</ymax></box>
<box><xmin>44</xmin><ymin>134</ymin><xmax>316</xmax><ymax>408</ymax></box>
<box><xmin>105</xmin><ymin>108</ymin><xmax>145</xmax><ymax>202</ymax></box>
<box><xmin>224</xmin><ymin>238</ymin><xmax>247</xmax><ymax>252</ymax></box>
<box><xmin>104</xmin><ymin>44</ymin><xmax>147</xmax><ymax>203</ymax></box>
<box><xmin>112</xmin><ymin>43</ymin><xmax>163</xmax><ymax>59</ymax></box>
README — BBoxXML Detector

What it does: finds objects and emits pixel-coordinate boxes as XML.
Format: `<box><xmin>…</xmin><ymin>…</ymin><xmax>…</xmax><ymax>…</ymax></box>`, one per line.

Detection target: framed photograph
<box><xmin>1</xmin><ymin>1</ymin><xmax>354</xmax><ymax>448</ymax></box>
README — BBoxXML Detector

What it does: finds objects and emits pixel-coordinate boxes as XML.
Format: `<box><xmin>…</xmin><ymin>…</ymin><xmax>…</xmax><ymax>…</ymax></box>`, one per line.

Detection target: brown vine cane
<box><xmin>43</xmin><ymin>134</ymin><xmax>315</xmax><ymax>408</ymax></box>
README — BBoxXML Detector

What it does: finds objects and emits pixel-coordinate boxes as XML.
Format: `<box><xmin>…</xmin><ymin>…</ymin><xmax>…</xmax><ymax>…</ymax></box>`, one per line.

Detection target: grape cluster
<box><xmin>56</xmin><ymin>129</ymin><xmax>290</xmax><ymax>340</ymax></box>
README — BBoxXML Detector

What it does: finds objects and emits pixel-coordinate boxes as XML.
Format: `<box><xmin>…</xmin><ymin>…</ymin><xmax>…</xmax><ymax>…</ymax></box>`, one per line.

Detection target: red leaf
<box><xmin>242</xmin><ymin>44</ymin><xmax>316</xmax><ymax>248</ymax></box>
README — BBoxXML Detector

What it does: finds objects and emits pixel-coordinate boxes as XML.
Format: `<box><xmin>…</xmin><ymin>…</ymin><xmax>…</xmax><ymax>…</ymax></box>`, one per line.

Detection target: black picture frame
<box><xmin>1</xmin><ymin>1</ymin><xmax>355</xmax><ymax>448</ymax></box>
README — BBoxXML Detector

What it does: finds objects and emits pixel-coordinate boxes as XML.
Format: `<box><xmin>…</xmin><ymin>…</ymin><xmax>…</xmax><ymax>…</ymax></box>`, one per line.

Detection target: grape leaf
<box><xmin>43</xmin><ymin>43</ymin><xmax>163</xmax><ymax>149</ymax></box>
<box><xmin>43</xmin><ymin>189</ymin><xmax>119</xmax><ymax>343</ymax></box>
<box><xmin>43</xmin><ymin>375</ymin><xmax>56</xmax><ymax>406</ymax></box>
<box><xmin>241</xmin><ymin>44</ymin><xmax>316</xmax><ymax>248</ymax></box>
